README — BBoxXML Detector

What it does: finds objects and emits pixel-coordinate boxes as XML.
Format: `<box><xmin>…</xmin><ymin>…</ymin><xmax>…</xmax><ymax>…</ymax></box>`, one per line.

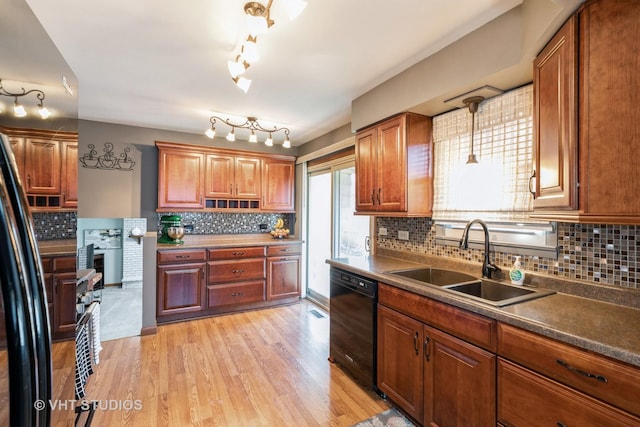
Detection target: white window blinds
<box><xmin>432</xmin><ymin>84</ymin><xmax>534</xmax><ymax>222</ymax></box>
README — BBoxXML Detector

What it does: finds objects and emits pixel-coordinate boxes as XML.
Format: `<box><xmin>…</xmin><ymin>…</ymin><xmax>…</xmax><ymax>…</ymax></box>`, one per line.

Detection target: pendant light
<box><xmin>463</xmin><ymin>96</ymin><xmax>484</xmax><ymax>164</ymax></box>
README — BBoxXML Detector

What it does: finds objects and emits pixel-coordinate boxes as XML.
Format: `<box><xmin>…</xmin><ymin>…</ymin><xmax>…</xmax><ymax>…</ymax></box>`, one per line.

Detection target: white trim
<box><xmin>295</xmin><ymin>135</ymin><xmax>355</xmax><ymax>164</ymax></box>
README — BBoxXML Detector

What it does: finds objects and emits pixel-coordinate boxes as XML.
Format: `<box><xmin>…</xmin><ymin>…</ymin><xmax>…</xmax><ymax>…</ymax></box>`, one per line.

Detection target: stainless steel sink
<box><xmin>446</xmin><ymin>279</ymin><xmax>555</xmax><ymax>307</ymax></box>
<box><xmin>387</xmin><ymin>267</ymin><xmax>478</xmax><ymax>287</ymax></box>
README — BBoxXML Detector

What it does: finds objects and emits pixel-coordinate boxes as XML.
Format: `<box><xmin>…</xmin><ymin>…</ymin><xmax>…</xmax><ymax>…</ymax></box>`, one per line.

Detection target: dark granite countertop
<box><xmin>327</xmin><ymin>254</ymin><xmax>640</xmax><ymax>369</ymax></box>
<box><xmin>157</xmin><ymin>233</ymin><xmax>303</xmax><ymax>250</ymax></box>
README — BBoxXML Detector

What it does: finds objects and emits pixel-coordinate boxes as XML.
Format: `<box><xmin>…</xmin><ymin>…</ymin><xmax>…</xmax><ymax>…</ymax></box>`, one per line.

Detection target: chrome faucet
<box><xmin>459</xmin><ymin>219</ymin><xmax>501</xmax><ymax>279</ymax></box>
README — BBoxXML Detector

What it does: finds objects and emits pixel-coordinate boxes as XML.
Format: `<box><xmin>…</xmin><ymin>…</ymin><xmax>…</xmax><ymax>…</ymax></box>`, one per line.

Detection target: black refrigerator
<box><xmin>0</xmin><ymin>132</ymin><xmax>53</xmax><ymax>426</ymax></box>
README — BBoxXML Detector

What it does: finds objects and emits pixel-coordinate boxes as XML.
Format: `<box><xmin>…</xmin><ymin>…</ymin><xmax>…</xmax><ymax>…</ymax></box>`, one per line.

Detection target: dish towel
<box><xmin>86</xmin><ymin>301</ymin><xmax>103</xmax><ymax>365</ymax></box>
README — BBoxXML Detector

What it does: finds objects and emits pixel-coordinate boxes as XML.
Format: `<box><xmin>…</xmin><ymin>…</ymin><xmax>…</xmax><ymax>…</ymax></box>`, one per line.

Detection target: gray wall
<box><xmin>77</xmin><ymin>119</ymin><xmax>299</xmax><ymax>226</ymax></box>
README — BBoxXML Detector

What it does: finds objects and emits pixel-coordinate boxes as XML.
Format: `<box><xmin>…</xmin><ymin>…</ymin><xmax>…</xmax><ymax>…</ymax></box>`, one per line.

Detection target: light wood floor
<box><xmin>51</xmin><ymin>300</ymin><xmax>389</xmax><ymax>426</ymax></box>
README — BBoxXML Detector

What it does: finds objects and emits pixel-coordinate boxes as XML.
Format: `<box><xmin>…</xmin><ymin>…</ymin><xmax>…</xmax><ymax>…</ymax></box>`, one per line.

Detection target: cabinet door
<box><xmin>158</xmin><ymin>149</ymin><xmax>205</xmax><ymax>208</ymax></box>
<box><xmin>377</xmin><ymin>305</ymin><xmax>423</xmax><ymax>422</ymax></box>
<box><xmin>533</xmin><ymin>15</ymin><xmax>578</xmax><ymax>210</ymax></box>
<box><xmin>423</xmin><ymin>324</ymin><xmax>496</xmax><ymax>427</ymax></box>
<box><xmin>53</xmin><ymin>272</ymin><xmax>77</xmax><ymax>338</ymax></box>
<box><xmin>157</xmin><ymin>263</ymin><xmax>206</xmax><ymax>316</ymax></box>
<box><xmin>60</xmin><ymin>141</ymin><xmax>78</xmax><ymax>208</ymax></box>
<box><xmin>25</xmin><ymin>138</ymin><xmax>61</xmax><ymax>194</ymax></box>
<box><xmin>261</xmin><ymin>159</ymin><xmax>295</xmax><ymax>211</ymax></box>
<box><xmin>266</xmin><ymin>255</ymin><xmax>300</xmax><ymax>299</ymax></box>
<box><xmin>8</xmin><ymin>136</ymin><xmax>25</xmax><ymax>183</ymax></box>
<box><xmin>235</xmin><ymin>157</ymin><xmax>261</xmax><ymax>198</ymax></box>
<box><xmin>205</xmin><ymin>153</ymin><xmax>234</xmax><ymax>198</ymax></box>
<box><xmin>377</xmin><ymin>116</ymin><xmax>406</xmax><ymax>212</ymax></box>
<box><xmin>355</xmin><ymin>127</ymin><xmax>377</xmax><ymax>212</ymax></box>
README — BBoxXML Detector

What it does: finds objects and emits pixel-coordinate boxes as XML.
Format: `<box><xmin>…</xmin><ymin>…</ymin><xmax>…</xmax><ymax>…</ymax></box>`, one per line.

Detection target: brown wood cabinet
<box><xmin>266</xmin><ymin>244</ymin><xmax>301</xmax><ymax>300</ymax></box>
<box><xmin>156</xmin><ymin>249</ymin><xmax>207</xmax><ymax>318</ymax></box>
<box><xmin>2</xmin><ymin>126</ymin><xmax>78</xmax><ymax>211</ymax></box>
<box><xmin>60</xmin><ymin>140</ymin><xmax>78</xmax><ymax>208</ymax></box>
<box><xmin>207</xmin><ymin>245</ymin><xmax>266</xmax><ymax>308</ymax></box>
<box><xmin>156</xmin><ymin>141</ymin><xmax>295</xmax><ymax>212</ymax></box>
<box><xmin>532</xmin><ymin>0</ymin><xmax>640</xmax><ymax>223</ymax></box>
<box><xmin>205</xmin><ymin>153</ymin><xmax>261</xmax><ymax>199</ymax></box>
<box><xmin>497</xmin><ymin>322</ymin><xmax>640</xmax><ymax>419</ymax></box>
<box><xmin>355</xmin><ymin>113</ymin><xmax>433</xmax><ymax>216</ymax></box>
<box><xmin>50</xmin><ymin>255</ymin><xmax>77</xmax><ymax>340</ymax></box>
<box><xmin>377</xmin><ymin>283</ymin><xmax>496</xmax><ymax>426</ymax></box>
<box><xmin>498</xmin><ymin>359</ymin><xmax>639</xmax><ymax>427</ymax></box>
<box><xmin>157</xmin><ymin>146</ymin><xmax>205</xmax><ymax>209</ymax></box>
<box><xmin>261</xmin><ymin>158</ymin><xmax>295</xmax><ymax>212</ymax></box>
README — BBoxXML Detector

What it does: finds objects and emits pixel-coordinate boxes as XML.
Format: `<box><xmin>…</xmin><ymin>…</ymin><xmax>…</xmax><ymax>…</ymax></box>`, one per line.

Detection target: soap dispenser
<box><xmin>509</xmin><ymin>256</ymin><xmax>525</xmax><ymax>285</ymax></box>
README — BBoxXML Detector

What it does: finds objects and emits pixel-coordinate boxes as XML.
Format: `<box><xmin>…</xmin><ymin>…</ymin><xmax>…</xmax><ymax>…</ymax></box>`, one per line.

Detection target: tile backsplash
<box><xmin>156</xmin><ymin>212</ymin><xmax>291</xmax><ymax>235</ymax></box>
<box><xmin>376</xmin><ymin>217</ymin><xmax>639</xmax><ymax>289</ymax></box>
<box><xmin>33</xmin><ymin>211</ymin><xmax>77</xmax><ymax>240</ymax></box>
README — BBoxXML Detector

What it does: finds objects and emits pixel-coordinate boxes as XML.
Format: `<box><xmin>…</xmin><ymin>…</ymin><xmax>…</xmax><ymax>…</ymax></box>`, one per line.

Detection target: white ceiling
<box><xmin>23</xmin><ymin>0</ymin><xmax>527</xmax><ymax>146</ymax></box>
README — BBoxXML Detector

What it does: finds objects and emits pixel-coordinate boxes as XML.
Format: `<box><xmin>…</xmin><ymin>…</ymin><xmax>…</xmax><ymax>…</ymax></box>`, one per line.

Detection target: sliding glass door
<box><xmin>306</xmin><ymin>159</ymin><xmax>370</xmax><ymax>307</ymax></box>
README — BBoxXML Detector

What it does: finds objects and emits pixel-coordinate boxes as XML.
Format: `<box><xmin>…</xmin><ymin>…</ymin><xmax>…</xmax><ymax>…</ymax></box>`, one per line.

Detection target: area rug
<box><xmin>351</xmin><ymin>407</ymin><xmax>416</xmax><ymax>427</ymax></box>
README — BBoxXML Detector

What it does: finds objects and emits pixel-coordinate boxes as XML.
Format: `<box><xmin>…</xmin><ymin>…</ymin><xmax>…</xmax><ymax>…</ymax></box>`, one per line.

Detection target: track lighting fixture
<box><xmin>206</xmin><ymin>115</ymin><xmax>291</xmax><ymax>148</ymax></box>
<box><xmin>0</xmin><ymin>79</ymin><xmax>51</xmax><ymax>119</ymax></box>
<box><xmin>227</xmin><ymin>1</ymin><xmax>307</xmax><ymax>92</ymax></box>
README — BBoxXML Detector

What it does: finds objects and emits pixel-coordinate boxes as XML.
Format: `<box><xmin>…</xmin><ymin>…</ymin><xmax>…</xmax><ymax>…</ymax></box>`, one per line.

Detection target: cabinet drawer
<box><xmin>208</xmin><ymin>246</ymin><xmax>265</xmax><ymax>260</ymax></box>
<box><xmin>53</xmin><ymin>256</ymin><xmax>76</xmax><ymax>273</ymax></box>
<box><xmin>207</xmin><ymin>281</ymin><xmax>265</xmax><ymax>308</ymax></box>
<box><xmin>497</xmin><ymin>323</ymin><xmax>640</xmax><ymax>417</ymax></box>
<box><xmin>378</xmin><ymin>283</ymin><xmax>496</xmax><ymax>351</ymax></box>
<box><xmin>208</xmin><ymin>259</ymin><xmax>265</xmax><ymax>283</ymax></box>
<box><xmin>41</xmin><ymin>256</ymin><xmax>53</xmax><ymax>273</ymax></box>
<box><xmin>158</xmin><ymin>249</ymin><xmax>207</xmax><ymax>264</ymax></box>
<box><xmin>266</xmin><ymin>244</ymin><xmax>301</xmax><ymax>256</ymax></box>
<box><xmin>498</xmin><ymin>359</ymin><xmax>639</xmax><ymax>427</ymax></box>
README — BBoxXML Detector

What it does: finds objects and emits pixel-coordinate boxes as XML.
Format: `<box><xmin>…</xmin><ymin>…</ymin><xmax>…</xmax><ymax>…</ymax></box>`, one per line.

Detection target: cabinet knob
<box><xmin>371</xmin><ymin>189</ymin><xmax>376</xmax><ymax>204</ymax></box>
<box><xmin>413</xmin><ymin>332</ymin><xmax>419</xmax><ymax>355</ymax></box>
<box><xmin>424</xmin><ymin>336</ymin><xmax>431</xmax><ymax>361</ymax></box>
<box><xmin>377</xmin><ymin>188</ymin><xmax>381</xmax><ymax>204</ymax></box>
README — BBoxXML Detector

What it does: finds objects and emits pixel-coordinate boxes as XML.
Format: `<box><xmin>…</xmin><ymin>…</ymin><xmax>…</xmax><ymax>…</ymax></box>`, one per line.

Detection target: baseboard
<box><xmin>140</xmin><ymin>325</ymin><xmax>157</xmax><ymax>336</ymax></box>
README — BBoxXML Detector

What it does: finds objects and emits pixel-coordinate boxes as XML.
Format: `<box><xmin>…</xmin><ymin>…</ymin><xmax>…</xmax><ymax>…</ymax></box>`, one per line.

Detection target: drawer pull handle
<box><xmin>232</xmin><ymin>269</ymin><xmax>244</xmax><ymax>274</ymax></box>
<box><xmin>423</xmin><ymin>336</ymin><xmax>430</xmax><ymax>362</ymax></box>
<box><xmin>556</xmin><ymin>359</ymin><xmax>608</xmax><ymax>383</ymax></box>
<box><xmin>176</xmin><ymin>255</ymin><xmax>190</xmax><ymax>259</ymax></box>
<box><xmin>231</xmin><ymin>292</ymin><xmax>244</xmax><ymax>297</ymax></box>
<box><xmin>232</xmin><ymin>251</ymin><xmax>246</xmax><ymax>256</ymax></box>
<box><xmin>413</xmin><ymin>332</ymin><xmax>419</xmax><ymax>356</ymax></box>
<box><xmin>556</xmin><ymin>422</ymin><xmax>566</xmax><ymax>427</ymax></box>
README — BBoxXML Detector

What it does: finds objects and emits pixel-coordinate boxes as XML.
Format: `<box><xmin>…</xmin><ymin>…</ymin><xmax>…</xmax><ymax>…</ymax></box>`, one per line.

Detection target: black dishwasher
<box><xmin>329</xmin><ymin>267</ymin><xmax>379</xmax><ymax>392</ymax></box>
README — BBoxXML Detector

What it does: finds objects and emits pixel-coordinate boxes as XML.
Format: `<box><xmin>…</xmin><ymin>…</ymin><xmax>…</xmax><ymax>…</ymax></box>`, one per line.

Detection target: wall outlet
<box><xmin>259</xmin><ymin>223</ymin><xmax>268</xmax><ymax>230</ymax></box>
<box><xmin>398</xmin><ymin>230</ymin><xmax>409</xmax><ymax>240</ymax></box>
<box><xmin>379</xmin><ymin>227</ymin><xmax>387</xmax><ymax>236</ymax></box>
<box><xmin>183</xmin><ymin>224</ymin><xmax>194</xmax><ymax>233</ymax></box>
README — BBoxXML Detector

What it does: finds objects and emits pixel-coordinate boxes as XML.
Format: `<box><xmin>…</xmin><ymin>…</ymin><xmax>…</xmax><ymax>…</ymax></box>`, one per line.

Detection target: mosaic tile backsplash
<box><xmin>155</xmin><ymin>212</ymin><xmax>292</xmax><ymax>235</ymax></box>
<box><xmin>376</xmin><ymin>217</ymin><xmax>639</xmax><ymax>289</ymax></box>
<box><xmin>33</xmin><ymin>211</ymin><xmax>77</xmax><ymax>241</ymax></box>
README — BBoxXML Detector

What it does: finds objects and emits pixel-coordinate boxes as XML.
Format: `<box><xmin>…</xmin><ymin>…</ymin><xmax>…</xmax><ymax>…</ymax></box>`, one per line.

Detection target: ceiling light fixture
<box><xmin>228</xmin><ymin>1</ymin><xmax>307</xmax><ymax>92</ymax></box>
<box><xmin>463</xmin><ymin>96</ymin><xmax>484</xmax><ymax>164</ymax></box>
<box><xmin>206</xmin><ymin>115</ymin><xmax>291</xmax><ymax>148</ymax></box>
<box><xmin>0</xmin><ymin>79</ymin><xmax>51</xmax><ymax>119</ymax></box>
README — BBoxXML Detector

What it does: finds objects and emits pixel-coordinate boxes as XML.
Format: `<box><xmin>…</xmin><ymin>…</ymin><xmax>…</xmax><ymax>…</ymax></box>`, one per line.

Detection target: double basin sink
<box><xmin>386</xmin><ymin>267</ymin><xmax>555</xmax><ymax>307</ymax></box>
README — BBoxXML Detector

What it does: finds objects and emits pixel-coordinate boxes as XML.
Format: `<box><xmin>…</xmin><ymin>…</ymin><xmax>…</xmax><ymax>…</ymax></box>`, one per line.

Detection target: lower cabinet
<box><xmin>156</xmin><ymin>249</ymin><xmax>207</xmax><ymax>319</ymax></box>
<box><xmin>157</xmin><ymin>243</ymin><xmax>302</xmax><ymax>323</ymax></box>
<box><xmin>377</xmin><ymin>302</ymin><xmax>496</xmax><ymax>426</ymax></box>
<box><xmin>51</xmin><ymin>255</ymin><xmax>77</xmax><ymax>340</ymax></box>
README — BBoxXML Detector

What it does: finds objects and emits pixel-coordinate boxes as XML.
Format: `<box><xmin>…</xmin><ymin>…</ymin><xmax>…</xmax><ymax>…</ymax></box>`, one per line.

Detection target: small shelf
<box><xmin>28</xmin><ymin>194</ymin><xmax>61</xmax><ymax>208</ymax></box>
<box><xmin>205</xmin><ymin>199</ymin><xmax>260</xmax><ymax>210</ymax></box>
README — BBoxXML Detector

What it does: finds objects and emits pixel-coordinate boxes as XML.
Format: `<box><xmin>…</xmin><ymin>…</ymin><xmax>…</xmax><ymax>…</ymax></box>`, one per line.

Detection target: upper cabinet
<box><xmin>156</xmin><ymin>141</ymin><xmax>295</xmax><ymax>212</ymax></box>
<box><xmin>157</xmin><ymin>145</ymin><xmax>205</xmax><ymax>209</ymax></box>
<box><xmin>531</xmin><ymin>0</ymin><xmax>640</xmax><ymax>224</ymax></box>
<box><xmin>261</xmin><ymin>158</ymin><xmax>295</xmax><ymax>212</ymax></box>
<box><xmin>1</xmin><ymin>126</ymin><xmax>77</xmax><ymax>211</ymax></box>
<box><xmin>355</xmin><ymin>112</ymin><xmax>433</xmax><ymax>216</ymax></box>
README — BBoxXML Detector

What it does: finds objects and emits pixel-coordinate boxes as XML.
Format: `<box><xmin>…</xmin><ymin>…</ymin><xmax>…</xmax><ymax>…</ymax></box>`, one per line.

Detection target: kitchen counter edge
<box><xmin>327</xmin><ymin>255</ymin><xmax>640</xmax><ymax>369</ymax></box>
